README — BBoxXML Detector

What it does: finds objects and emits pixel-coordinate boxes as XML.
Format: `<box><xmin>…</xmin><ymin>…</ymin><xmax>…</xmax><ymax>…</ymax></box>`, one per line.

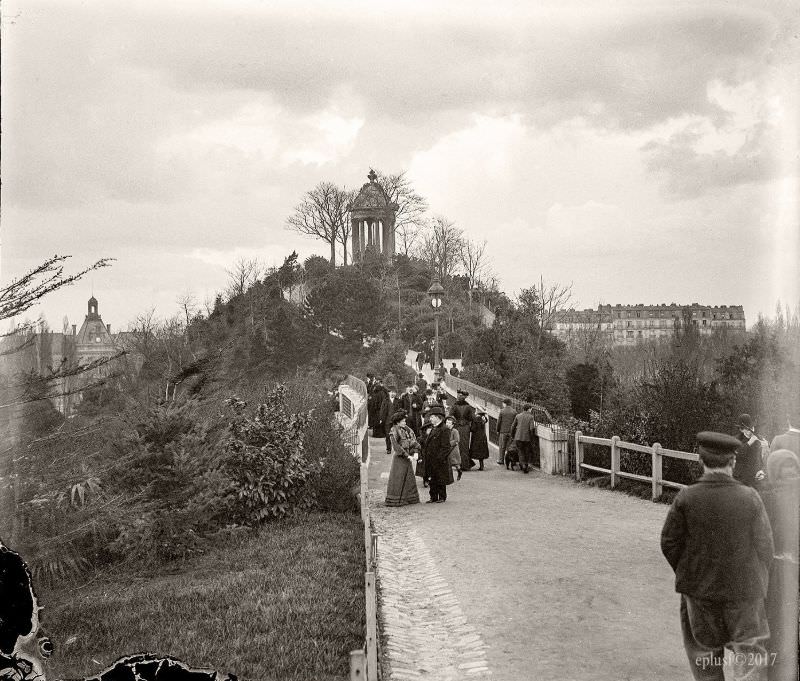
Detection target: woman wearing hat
<box><xmin>385</xmin><ymin>410</ymin><xmax>421</xmax><ymax>507</ymax></box>
<box><xmin>422</xmin><ymin>405</ymin><xmax>454</xmax><ymax>503</ymax></box>
<box><xmin>449</xmin><ymin>389</ymin><xmax>476</xmax><ymax>472</ymax></box>
<box><xmin>469</xmin><ymin>411</ymin><xmax>490</xmax><ymax>471</ymax></box>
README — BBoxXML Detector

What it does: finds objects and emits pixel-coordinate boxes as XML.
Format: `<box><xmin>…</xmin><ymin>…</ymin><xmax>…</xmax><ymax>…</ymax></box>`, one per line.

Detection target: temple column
<box><xmin>351</xmin><ymin>217</ymin><xmax>359</xmax><ymax>262</ymax></box>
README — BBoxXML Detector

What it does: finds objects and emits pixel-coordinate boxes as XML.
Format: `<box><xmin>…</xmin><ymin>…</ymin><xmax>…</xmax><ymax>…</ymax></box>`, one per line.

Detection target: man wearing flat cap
<box><xmin>661</xmin><ymin>432</ymin><xmax>774</xmax><ymax>681</ymax></box>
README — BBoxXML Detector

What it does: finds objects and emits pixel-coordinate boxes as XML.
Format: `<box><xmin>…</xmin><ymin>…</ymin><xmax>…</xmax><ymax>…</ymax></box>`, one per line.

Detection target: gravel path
<box><xmin>368</xmin><ymin>435</ymin><xmax>692</xmax><ymax>681</ymax></box>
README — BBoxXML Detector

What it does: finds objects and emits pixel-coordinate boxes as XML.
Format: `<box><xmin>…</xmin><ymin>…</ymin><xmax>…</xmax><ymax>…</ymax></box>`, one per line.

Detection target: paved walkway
<box><xmin>367</xmin><ymin>435</ymin><xmax>692</xmax><ymax>681</ymax></box>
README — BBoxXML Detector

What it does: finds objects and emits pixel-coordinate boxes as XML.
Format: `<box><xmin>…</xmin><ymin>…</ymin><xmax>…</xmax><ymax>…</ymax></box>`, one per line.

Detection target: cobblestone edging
<box><xmin>369</xmin><ymin>490</ymin><xmax>491</xmax><ymax>680</ymax></box>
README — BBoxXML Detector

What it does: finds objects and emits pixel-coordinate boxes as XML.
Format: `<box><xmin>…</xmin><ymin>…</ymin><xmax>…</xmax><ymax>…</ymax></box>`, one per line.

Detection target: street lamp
<box><xmin>427</xmin><ymin>275</ymin><xmax>445</xmax><ymax>376</ymax></box>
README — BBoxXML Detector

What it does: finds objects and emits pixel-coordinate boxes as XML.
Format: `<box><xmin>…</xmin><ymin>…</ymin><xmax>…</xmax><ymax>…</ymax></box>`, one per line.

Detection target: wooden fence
<box><xmin>574</xmin><ymin>431</ymin><xmax>698</xmax><ymax>500</ymax></box>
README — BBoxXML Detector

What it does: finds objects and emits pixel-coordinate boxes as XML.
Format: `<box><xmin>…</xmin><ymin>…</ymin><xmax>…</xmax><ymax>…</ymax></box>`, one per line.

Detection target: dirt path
<box><xmin>368</xmin><ymin>435</ymin><xmax>691</xmax><ymax>681</ymax></box>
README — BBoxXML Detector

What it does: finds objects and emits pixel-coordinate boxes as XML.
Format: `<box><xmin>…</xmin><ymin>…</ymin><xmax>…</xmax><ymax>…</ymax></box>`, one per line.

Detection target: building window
<box><xmin>626</xmin><ymin>330</ymin><xmax>634</xmax><ymax>338</ymax></box>
<box><xmin>95</xmin><ymin>336</ymin><xmax>101</xmax><ymax>343</ymax></box>
<box><xmin>626</xmin><ymin>321</ymin><xmax>631</xmax><ymax>327</ymax></box>
<box><xmin>702</xmin><ymin>319</ymin><xmax>707</xmax><ymax>326</ymax></box>
<box><xmin>636</xmin><ymin>312</ymin><xmax>641</xmax><ymax>318</ymax></box>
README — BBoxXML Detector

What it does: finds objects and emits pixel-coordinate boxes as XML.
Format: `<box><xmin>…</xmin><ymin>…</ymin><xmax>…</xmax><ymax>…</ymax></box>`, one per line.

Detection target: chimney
<box><xmin>107</xmin><ymin>324</ymin><xmax>111</xmax><ymax>334</ymax></box>
<box><xmin>72</xmin><ymin>324</ymin><xmax>76</xmax><ymax>335</ymax></box>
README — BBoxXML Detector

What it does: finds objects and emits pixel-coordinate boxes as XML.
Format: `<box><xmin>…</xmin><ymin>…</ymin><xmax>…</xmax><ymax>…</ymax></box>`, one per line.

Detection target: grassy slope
<box><xmin>39</xmin><ymin>513</ymin><xmax>365</xmax><ymax>681</ymax></box>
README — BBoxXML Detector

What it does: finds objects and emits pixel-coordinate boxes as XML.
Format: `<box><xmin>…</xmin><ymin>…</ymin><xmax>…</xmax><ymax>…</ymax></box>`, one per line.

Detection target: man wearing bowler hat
<box><xmin>734</xmin><ymin>413</ymin><xmax>765</xmax><ymax>488</ymax></box>
<box><xmin>661</xmin><ymin>431</ymin><xmax>774</xmax><ymax>681</ymax></box>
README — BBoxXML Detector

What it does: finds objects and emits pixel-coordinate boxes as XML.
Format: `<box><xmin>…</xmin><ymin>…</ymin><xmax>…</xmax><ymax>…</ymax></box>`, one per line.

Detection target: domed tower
<box><xmin>75</xmin><ymin>295</ymin><xmax>114</xmax><ymax>365</ymax></box>
<box><xmin>350</xmin><ymin>169</ymin><xmax>398</xmax><ymax>262</ymax></box>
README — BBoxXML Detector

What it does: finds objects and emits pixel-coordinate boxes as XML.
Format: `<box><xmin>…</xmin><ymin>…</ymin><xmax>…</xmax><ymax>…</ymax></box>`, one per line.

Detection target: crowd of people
<box><xmin>366</xmin><ymin>366</ymin><xmax>800</xmax><ymax>678</ymax></box>
<box><xmin>365</xmin><ymin>371</ymin><xmax>549</xmax><ymax>507</ymax></box>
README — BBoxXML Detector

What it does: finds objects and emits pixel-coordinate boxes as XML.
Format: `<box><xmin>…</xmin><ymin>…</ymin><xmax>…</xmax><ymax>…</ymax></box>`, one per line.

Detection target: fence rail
<box><xmin>442</xmin><ymin>373</ymin><xmax>553</xmax><ymax>424</ymax></box>
<box><xmin>574</xmin><ymin>431</ymin><xmax>698</xmax><ymax>500</ymax></box>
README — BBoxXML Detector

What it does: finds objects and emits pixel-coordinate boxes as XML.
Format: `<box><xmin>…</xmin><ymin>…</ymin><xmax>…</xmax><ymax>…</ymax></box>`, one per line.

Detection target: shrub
<box><xmin>365</xmin><ymin>340</ymin><xmax>414</xmax><ymax>385</ymax></box>
<box><xmin>223</xmin><ymin>386</ymin><xmax>317</xmax><ymax>523</ymax></box>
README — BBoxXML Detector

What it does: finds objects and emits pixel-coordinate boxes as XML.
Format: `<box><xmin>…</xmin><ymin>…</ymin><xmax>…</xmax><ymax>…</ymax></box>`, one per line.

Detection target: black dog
<box><xmin>504</xmin><ymin>442</ymin><xmax>520</xmax><ymax>470</ymax></box>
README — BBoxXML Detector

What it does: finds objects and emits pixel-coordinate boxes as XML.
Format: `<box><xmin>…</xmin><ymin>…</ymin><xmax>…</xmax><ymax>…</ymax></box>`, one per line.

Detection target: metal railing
<box><xmin>348</xmin><ymin>376</ymin><xmax>378</xmax><ymax>681</ymax></box>
<box><xmin>574</xmin><ymin>431</ymin><xmax>698</xmax><ymax>500</ymax></box>
<box><xmin>339</xmin><ymin>375</ymin><xmax>368</xmax><ymax>462</ymax></box>
<box><xmin>442</xmin><ymin>373</ymin><xmax>553</xmax><ymax>424</ymax></box>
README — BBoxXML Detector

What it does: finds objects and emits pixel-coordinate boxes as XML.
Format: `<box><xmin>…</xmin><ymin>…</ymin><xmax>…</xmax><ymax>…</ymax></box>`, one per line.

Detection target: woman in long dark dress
<box><xmin>449</xmin><ymin>390</ymin><xmax>475</xmax><ymax>472</ymax></box>
<box><xmin>469</xmin><ymin>411</ymin><xmax>490</xmax><ymax>471</ymax></box>
<box><xmin>385</xmin><ymin>411</ymin><xmax>421</xmax><ymax>507</ymax></box>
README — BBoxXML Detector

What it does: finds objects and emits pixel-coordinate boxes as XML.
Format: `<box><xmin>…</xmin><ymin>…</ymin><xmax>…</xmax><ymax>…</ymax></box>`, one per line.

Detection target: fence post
<box><xmin>349</xmin><ymin>650</ymin><xmax>366</xmax><ymax>680</ymax></box>
<box><xmin>370</xmin><ymin>531</ymin><xmax>378</xmax><ymax>570</ymax></box>
<box><xmin>575</xmin><ymin>431</ymin><xmax>583</xmax><ymax>481</ymax></box>
<box><xmin>610</xmin><ymin>435</ymin><xmax>620</xmax><ymax>489</ymax></box>
<box><xmin>652</xmin><ymin>443</ymin><xmax>663</xmax><ymax>501</ymax></box>
<box><xmin>365</xmin><ymin>571</ymin><xmax>378</xmax><ymax>681</ymax></box>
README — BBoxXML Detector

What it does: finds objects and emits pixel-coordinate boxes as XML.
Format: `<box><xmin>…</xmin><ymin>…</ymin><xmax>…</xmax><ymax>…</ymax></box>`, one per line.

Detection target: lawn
<box><xmin>38</xmin><ymin>512</ymin><xmax>365</xmax><ymax>681</ymax></box>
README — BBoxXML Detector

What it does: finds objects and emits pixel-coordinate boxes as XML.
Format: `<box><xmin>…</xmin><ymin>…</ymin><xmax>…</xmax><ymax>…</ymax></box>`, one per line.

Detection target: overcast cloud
<box><xmin>1</xmin><ymin>0</ymin><xmax>797</xmax><ymax>330</ymax></box>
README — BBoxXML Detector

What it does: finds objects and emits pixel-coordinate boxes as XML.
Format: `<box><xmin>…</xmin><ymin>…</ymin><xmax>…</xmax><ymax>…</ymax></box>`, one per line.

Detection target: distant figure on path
<box><xmin>469</xmin><ymin>411</ymin><xmax>490</xmax><ymax>471</ymax></box>
<box><xmin>449</xmin><ymin>362</ymin><xmax>460</xmax><ymax>377</ymax></box>
<box><xmin>496</xmin><ymin>398</ymin><xmax>517</xmax><ymax>465</ymax></box>
<box><xmin>416</xmin><ymin>351</ymin><xmax>426</xmax><ymax>372</ymax></box>
<box><xmin>734</xmin><ymin>413</ymin><xmax>764</xmax><ymax>488</ymax></box>
<box><xmin>385</xmin><ymin>411</ymin><xmax>421</xmax><ymax>507</ymax></box>
<box><xmin>449</xmin><ymin>389</ymin><xmax>475</xmax><ymax>472</ymax></box>
<box><xmin>660</xmin><ymin>431</ymin><xmax>774</xmax><ymax>681</ymax></box>
<box><xmin>416</xmin><ymin>372</ymin><xmax>428</xmax><ymax>395</ymax></box>
<box><xmin>423</xmin><ymin>406</ymin><xmax>454</xmax><ymax>503</ymax></box>
<box><xmin>510</xmin><ymin>404</ymin><xmax>536</xmax><ymax>474</ymax></box>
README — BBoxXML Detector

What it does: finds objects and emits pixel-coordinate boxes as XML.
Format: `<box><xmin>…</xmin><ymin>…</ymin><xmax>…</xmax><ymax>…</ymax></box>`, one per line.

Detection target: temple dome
<box><xmin>351</xmin><ymin>169</ymin><xmax>394</xmax><ymax>210</ymax></box>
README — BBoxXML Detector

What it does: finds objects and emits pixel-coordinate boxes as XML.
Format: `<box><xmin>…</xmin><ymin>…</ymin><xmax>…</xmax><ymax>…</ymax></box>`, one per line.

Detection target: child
<box><xmin>445</xmin><ymin>416</ymin><xmax>462</xmax><ymax>481</ymax></box>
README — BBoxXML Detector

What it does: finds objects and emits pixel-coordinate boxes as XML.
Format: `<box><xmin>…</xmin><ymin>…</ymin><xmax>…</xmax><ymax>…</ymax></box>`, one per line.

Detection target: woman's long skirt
<box><xmin>385</xmin><ymin>455</ymin><xmax>421</xmax><ymax>506</ymax></box>
<box><xmin>456</xmin><ymin>424</ymin><xmax>474</xmax><ymax>470</ymax></box>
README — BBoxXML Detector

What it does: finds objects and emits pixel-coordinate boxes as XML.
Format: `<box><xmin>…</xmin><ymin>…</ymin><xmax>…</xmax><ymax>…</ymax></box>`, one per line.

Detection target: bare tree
<box><xmin>375</xmin><ymin>171</ymin><xmax>428</xmax><ymax>257</ymax></box>
<box><xmin>286</xmin><ymin>182</ymin><xmax>350</xmax><ymax>267</ymax></box>
<box><xmin>335</xmin><ymin>188</ymin><xmax>356</xmax><ymax>266</ymax></box>
<box><xmin>417</xmin><ymin>216</ymin><xmax>464</xmax><ymax>281</ymax></box>
<box><xmin>459</xmin><ymin>238</ymin><xmax>490</xmax><ymax>310</ymax></box>
<box><xmin>0</xmin><ymin>254</ymin><xmax>112</xmax><ymax>544</ymax></box>
<box><xmin>224</xmin><ymin>257</ymin><xmax>261</xmax><ymax>299</ymax></box>
<box><xmin>530</xmin><ymin>276</ymin><xmax>573</xmax><ymax>352</ymax></box>
<box><xmin>176</xmin><ymin>291</ymin><xmax>198</xmax><ymax>327</ymax></box>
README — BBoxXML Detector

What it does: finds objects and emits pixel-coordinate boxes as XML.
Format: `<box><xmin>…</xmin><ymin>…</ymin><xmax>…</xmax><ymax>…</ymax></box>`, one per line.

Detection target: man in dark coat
<box><xmin>416</xmin><ymin>351</ymin><xmax>426</xmax><ymax>372</ymax></box>
<box><xmin>423</xmin><ymin>406</ymin><xmax>454</xmax><ymax>503</ymax></box>
<box><xmin>449</xmin><ymin>389</ymin><xmax>475</xmax><ymax>471</ymax></box>
<box><xmin>510</xmin><ymin>404</ymin><xmax>536</xmax><ymax>473</ymax></box>
<box><xmin>400</xmin><ymin>384</ymin><xmax>423</xmax><ymax>436</ymax></box>
<box><xmin>449</xmin><ymin>362</ymin><xmax>460</xmax><ymax>377</ymax></box>
<box><xmin>734</xmin><ymin>413</ymin><xmax>764</xmax><ymax>488</ymax></box>
<box><xmin>469</xmin><ymin>411</ymin><xmax>490</xmax><ymax>470</ymax></box>
<box><xmin>496</xmin><ymin>398</ymin><xmax>517</xmax><ymax>465</ymax></box>
<box><xmin>416</xmin><ymin>373</ymin><xmax>428</xmax><ymax>396</ymax></box>
<box><xmin>660</xmin><ymin>431</ymin><xmax>774</xmax><ymax>681</ymax></box>
<box><xmin>371</xmin><ymin>380</ymin><xmax>389</xmax><ymax>439</ymax></box>
<box><xmin>380</xmin><ymin>387</ymin><xmax>404</xmax><ymax>454</ymax></box>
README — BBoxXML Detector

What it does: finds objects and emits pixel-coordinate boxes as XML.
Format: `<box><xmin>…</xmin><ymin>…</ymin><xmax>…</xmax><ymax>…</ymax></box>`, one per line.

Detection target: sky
<box><xmin>1</xmin><ymin>0</ymin><xmax>798</xmax><ymax>332</ymax></box>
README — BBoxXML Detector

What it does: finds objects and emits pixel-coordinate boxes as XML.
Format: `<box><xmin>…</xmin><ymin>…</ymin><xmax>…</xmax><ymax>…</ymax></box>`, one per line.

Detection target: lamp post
<box><xmin>427</xmin><ymin>275</ymin><xmax>445</xmax><ymax>376</ymax></box>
